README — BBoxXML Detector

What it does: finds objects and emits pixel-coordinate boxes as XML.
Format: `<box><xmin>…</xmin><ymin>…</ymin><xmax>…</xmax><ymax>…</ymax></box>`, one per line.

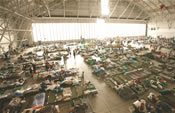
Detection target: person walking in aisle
<box><xmin>73</xmin><ymin>50</ymin><xmax>76</xmax><ymax>58</ymax></box>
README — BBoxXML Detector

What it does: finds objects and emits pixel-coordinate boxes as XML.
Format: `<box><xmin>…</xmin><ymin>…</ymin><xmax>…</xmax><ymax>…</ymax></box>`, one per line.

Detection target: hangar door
<box><xmin>32</xmin><ymin>23</ymin><xmax>146</xmax><ymax>42</ymax></box>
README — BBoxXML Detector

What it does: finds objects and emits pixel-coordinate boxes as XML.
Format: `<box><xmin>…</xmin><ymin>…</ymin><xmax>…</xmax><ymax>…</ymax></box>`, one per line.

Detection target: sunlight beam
<box><xmin>101</xmin><ymin>0</ymin><xmax>109</xmax><ymax>15</ymax></box>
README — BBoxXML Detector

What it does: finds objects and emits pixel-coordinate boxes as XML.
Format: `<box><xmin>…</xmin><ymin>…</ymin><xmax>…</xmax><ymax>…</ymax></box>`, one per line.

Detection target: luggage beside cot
<box><xmin>32</xmin><ymin>92</ymin><xmax>46</xmax><ymax>110</ymax></box>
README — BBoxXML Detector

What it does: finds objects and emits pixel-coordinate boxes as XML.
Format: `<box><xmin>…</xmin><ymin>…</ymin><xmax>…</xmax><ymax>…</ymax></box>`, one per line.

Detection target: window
<box><xmin>101</xmin><ymin>0</ymin><xmax>109</xmax><ymax>15</ymax></box>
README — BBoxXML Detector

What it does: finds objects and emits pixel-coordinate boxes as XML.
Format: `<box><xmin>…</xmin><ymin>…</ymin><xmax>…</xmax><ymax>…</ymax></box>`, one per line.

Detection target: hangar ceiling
<box><xmin>0</xmin><ymin>0</ymin><xmax>175</xmax><ymax>47</ymax></box>
<box><xmin>0</xmin><ymin>0</ymin><xmax>175</xmax><ymax>21</ymax></box>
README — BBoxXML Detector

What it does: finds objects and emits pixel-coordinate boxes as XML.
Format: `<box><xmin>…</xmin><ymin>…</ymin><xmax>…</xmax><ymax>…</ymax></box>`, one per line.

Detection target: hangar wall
<box><xmin>15</xmin><ymin>20</ymin><xmax>33</xmax><ymax>47</ymax></box>
<box><xmin>148</xmin><ymin>14</ymin><xmax>175</xmax><ymax>38</ymax></box>
<box><xmin>0</xmin><ymin>19</ymin><xmax>17</xmax><ymax>53</ymax></box>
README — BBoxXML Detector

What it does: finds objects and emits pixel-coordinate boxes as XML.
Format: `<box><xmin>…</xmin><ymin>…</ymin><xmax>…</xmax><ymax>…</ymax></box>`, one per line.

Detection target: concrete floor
<box><xmin>65</xmin><ymin>54</ymin><xmax>134</xmax><ymax>113</ymax></box>
<box><xmin>3</xmin><ymin>47</ymin><xmax>173</xmax><ymax>113</ymax></box>
<box><xmin>64</xmin><ymin>53</ymin><xmax>175</xmax><ymax>113</ymax></box>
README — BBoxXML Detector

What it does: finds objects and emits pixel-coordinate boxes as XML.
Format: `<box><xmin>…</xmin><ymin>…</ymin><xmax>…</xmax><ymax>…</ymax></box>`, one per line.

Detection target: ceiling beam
<box><xmin>39</xmin><ymin>1</ymin><xmax>63</xmax><ymax>16</ymax></box>
<box><xmin>135</xmin><ymin>0</ymin><xmax>159</xmax><ymax>18</ymax></box>
<box><xmin>98</xmin><ymin>0</ymin><xmax>100</xmax><ymax>17</ymax></box>
<box><xmin>6</xmin><ymin>20</ymin><xmax>12</xmax><ymax>42</ymax></box>
<box><xmin>0</xmin><ymin>29</ymin><xmax>32</xmax><ymax>32</ymax></box>
<box><xmin>33</xmin><ymin>17</ymin><xmax>147</xmax><ymax>23</ymax></box>
<box><xmin>142</xmin><ymin>15</ymin><xmax>150</xmax><ymax>20</ymax></box>
<box><xmin>43</xmin><ymin>0</ymin><xmax>51</xmax><ymax>17</ymax></box>
<box><xmin>0</xmin><ymin>21</ymin><xmax>8</xmax><ymax>42</ymax></box>
<box><xmin>147</xmin><ymin>4</ymin><xmax>175</xmax><ymax>13</ymax></box>
<box><xmin>0</xmin><ymin>42</ymin><xmax>10</xmax><ymax>44</ymax></box>
<box><xmin>88</xmin><ymin>0</ymin><xmax>90</xmax><ymax>18</ymax></box>
<box><xmin>0</xmin><ymin>35</ymin><xmax>11</xmax><ymax>42</ymax></box>
<box><xmin>146</xmin><ymin>0</ymin><xmax>162</xmax><ymax>15</ymax></box>
<box><xmin>135</xmin><ymin>10</ymin><xmax>143</xmax><ymax>19</ymax></box>
<box><xmin>109</xmin><ymin>0</ymin><xmax>120</xmax><ymax>18</ymax></box>
<box><xmin>159</xmin><ymin>0</ymin><xmax>172</xmax><ymax>15</ymax></box>
<box><xmin>77</xmin><ymin>0</ymin><xmax>80</xmax><ymax>17</ymax></box>
<box><xmin>118</xmin><ymin>0</ymin><xmax>133</xmax><ymax>19</ymax></box>
<box><xmin>63</xmin><ymin>0</ymin><xmax>66</xmax><ymax>17</ymax></box>
<box><xmin>90</xmin><ymin>0</ymin><xmax>98</xmax><ymax>18</ymax></box>
<box><xmin>27</xmin><ymin>0</ymin><xmax>61</xmax><ymax>17</ymax></box>
<box><xmin>6</xmin><ymin>0</ymin><xmax>33</xmax><ymax>17</ymax></box>
<box><xmin>7</xmin><ymin>30</ymin><xmax>11</xmax><ymax>42</ymax></box>
<box><xmin>127</xmin><ymin>4</ymin><xmax>135</xmax><ymax>19</ymax></box>
<box><xmin>0</xmin><ymin>20</ymin><xmax>5</xmax><ymax>29</ymax></box>
<box><xmin>0</xmin><ymin>6</ymin><xmax>33</xmax><ymax>21</ymax></box>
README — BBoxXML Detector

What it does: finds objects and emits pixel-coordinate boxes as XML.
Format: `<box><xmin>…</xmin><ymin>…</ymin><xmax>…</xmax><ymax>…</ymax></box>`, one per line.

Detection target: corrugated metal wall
<box><xmin>32</xmin><ymin>23</ymin><xmax>146</xmax><ymax>42</ymax></box>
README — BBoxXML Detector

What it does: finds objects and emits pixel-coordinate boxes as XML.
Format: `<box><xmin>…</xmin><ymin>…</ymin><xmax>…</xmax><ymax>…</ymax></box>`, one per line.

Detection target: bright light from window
<box><xmin>96</xmin><ymin>19</ymin><xmax>106</xmax><ymax>39</ymax></box>
<box><xmin>101</xmin><ymin>0</ymin><xmax>109</xmax><ymax>15</ymax></box>
<box><xmin>32</xmin><ymin>23</ymin><xmax>146</xmax><ymax>42</ymax></box>
<box><xmin>96</xmin><ymin>19</ymin><xmax>105</xmax><ymax>39</ymax></box>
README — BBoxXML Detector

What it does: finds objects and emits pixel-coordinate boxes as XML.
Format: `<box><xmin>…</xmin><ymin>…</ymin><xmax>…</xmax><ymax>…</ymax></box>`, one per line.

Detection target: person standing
<box><xmin>32</xmin><ymin>63</ymin><xmax>36</xmax><ymax>73</ymax></box>
<box><xmin>9</xmin><ymin>43</ymin><xmax>12</xmax><ymax>52</ymax></box>
<box><xmin>29</xmin><ymin>65</ymin><xmax>33</xmax><ymax>75</ymax></box>
<box><xmin>70</xmin><ymin>50</ymin><xmax>71</xmax><ymax>56</ymax></box>
<box><xmin>63</xmin><ymin>55</ymin><xmax>66</xmax><ymax>64</ymax></box>
<box><xmin>73</xmin><ymin>50</ymin><xmax>76</xmax><ymax>58</ymax></box>
<box><xmin>4</xmin><ymin>52</ymin><xmax>8</xmax><ymax>60</ymax></box>
<box><xmin>43</xmin><ymin>54</ymin><xmax>46</xmax><ymax>60</ymax></box>
<box><xmin>55</xmin><ymin>62</ymin><xmax>59</xmax><ymax>70</ymax></box>
<box><xmin>44</xmin><ymin>48</ymin><xmax>48</xmax><ymax>59</ymax></box>
<box><xmin>45</xmin><ymin>61</ymin><xmax>50</xmax><ymax>71</ymax></box>
<box><xmin>51</xmin><ymin>62</ymin><xmax>55</xmax><ymax>70</ymax></box>
<box><xmin>43</xmin><ymin>49</ymin><xmax>46</xmax><ymax>60</ymax></box>
<box><xmin>68</xmin><ymin>47</ymin><xmax>70</xmax><ymax>52</ymax></box>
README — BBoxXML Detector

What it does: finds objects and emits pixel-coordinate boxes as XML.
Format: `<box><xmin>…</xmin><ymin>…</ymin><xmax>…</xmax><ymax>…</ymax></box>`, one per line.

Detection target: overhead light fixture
<box><xmin>101</xmin><ymin>0</ymin><xmax>109</xmax><ymax>15</ymax></box>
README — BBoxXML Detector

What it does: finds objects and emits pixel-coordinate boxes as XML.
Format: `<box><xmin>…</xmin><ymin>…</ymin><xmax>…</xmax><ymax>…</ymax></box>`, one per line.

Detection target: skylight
<box><xmin>101</xmin><ymin>0</ymin><xmax>109</xmax><ymax>15</ymax></box>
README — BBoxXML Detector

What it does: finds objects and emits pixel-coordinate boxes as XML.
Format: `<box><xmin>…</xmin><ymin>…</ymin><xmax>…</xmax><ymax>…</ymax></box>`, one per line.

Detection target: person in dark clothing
<box><xmin>4</xmin><ymin>52</ymin><xmax>8</xmax><ymax>60</ymax></box>
<box><xmin>43</xmin><ymin>54</ymin><xmax>46</xmax><ymax>60</ymax></box>
<box><xmin>73</xmin><ymin>50</ymin><xmax>76</xmax><ymax>58</ymax></box>
<box><xmin>29</xmin><ymin>66</ymin><xmax>33</xmax><ymax>75</ymax></box>
<box><xmin>50</xmin><ymin>62</ymin><xmax>55</xmax><ymax>70</ymax></box>
<box><xmin>68</xmin><ymin>47</ymin><xmax>70</xmax><ymax>52</ymax></box>
<box><xmin>44</xmin><ymin>49</ymin><xmax>48</xmax><ymax>59</ymax></box>
<box><xmin>45</xmin><ymin>61</ymin><xmax>50</xmax><ymax>71</ymax></box>
<box><xmin>63</xmin><ymin>55</ymin><xmax>66</xmax><ymax>64</ymax></box>
<box><xmin>32</xmin><ymin>63</ymin><xmax>36</xmax><ymax>73</ymax></box>
<box><xmin>19</xmin><ymin>55</ymin><xmax>23</xmax><ymax>59</ymax></box>
<box><xmin>40</xmin><ymin>81</ymin><xmax>47</xmax><ymax>92</ymax></box>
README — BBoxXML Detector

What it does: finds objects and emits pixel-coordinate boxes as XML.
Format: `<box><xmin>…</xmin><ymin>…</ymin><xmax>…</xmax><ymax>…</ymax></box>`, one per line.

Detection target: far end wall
<box><xmin>148</xmin><ymin>15</ymin><xmax>175</xmax><ymax>38</ymax></box>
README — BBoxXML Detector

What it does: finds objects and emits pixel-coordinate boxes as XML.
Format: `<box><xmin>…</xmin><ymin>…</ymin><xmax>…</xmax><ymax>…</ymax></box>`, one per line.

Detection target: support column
<box><xmin>145</xmin><ymin>23</ymin><xmax>148</xmax><ymax>37</ymax></box>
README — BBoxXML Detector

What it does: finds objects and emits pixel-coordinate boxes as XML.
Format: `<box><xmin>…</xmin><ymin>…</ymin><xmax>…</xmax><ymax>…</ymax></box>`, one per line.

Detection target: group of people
<box><xmin>45</xmin><ymin>61</ymin><xmax>60</xmax><ymax>71</ymax></box>
<box><xmin>67</xmin><ymin>47</ymin><xmax>78</xmax><ymax>58</ymax></box>
<box><xmin>29</xmin><ymin>60</ymin><xmax>59</xmax><ymax>74</ymax></box>
<box><xmin>29</xmin><ymin>46</ymin><xmax>79</xmax><ymax>76</ymax></box>
<box><xmin>45</xmin><ymin>61</ymin><xmax>53</xmax><ymax>71</ymax></box>
<box><xmin>132</xmin><ymin>92</ymin><xmax>173</xmax><ymax>113</ymax></box>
